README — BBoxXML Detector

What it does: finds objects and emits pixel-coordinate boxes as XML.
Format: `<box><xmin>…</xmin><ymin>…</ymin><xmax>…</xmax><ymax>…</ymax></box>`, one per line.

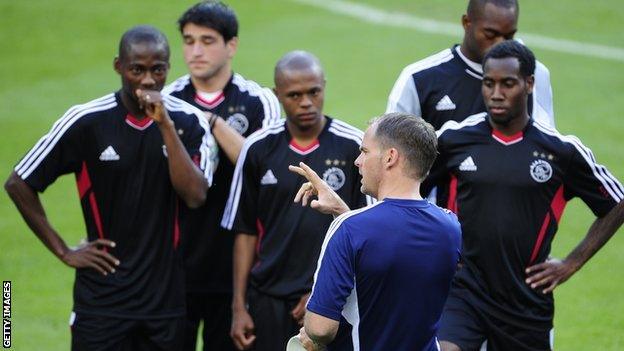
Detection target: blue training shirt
<box><xmin>307</xmin><ymin>199</ymin><xmax>462</xmax><ymax>351</ymax></box>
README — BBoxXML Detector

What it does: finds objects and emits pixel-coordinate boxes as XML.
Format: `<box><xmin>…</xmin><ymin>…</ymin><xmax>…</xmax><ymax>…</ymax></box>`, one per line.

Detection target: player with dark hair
<box><xmin>4</xmin><ymin>25</ymin><xmax>216</xmax><ymax>350</ymax></box>
<box><xmin>426</xmin><ymin>40</ymin><xmax>624</xmax><ymax>350</ymax></box>
<box><xmin>163</xmin><ymin>2</ymin><xmax>281</xmax><ymax>350</ymax></box>
<box><xmin>292</xmin><ymin>113</ymin><xmax>462</xmax><ymax>350</ymax></box>
<box><xmin>387</xmin><ymin>0</ymin><xmax>554</xmax><ymax>131</ymax></box>
<box><xmin>222</xmin><ymin>50</ymin><xmax>371</xmax><ymax>351</ymax></box>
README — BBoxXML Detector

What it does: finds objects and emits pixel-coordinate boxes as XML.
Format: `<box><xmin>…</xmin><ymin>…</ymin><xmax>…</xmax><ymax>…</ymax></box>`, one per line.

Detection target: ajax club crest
<box><xmin>530</xmin><ymin>159</ymin><xmax>552</xmax><ymax>183</ymax></box>
<box><xmin>322</xmin><ymin>167</ymin><xmax>346</xmax><ymax>191</ymax></box>
<box><xmin>226</xmin><ymin>113</ymin><xmax>250</xmax><ymax>135</ymax></box>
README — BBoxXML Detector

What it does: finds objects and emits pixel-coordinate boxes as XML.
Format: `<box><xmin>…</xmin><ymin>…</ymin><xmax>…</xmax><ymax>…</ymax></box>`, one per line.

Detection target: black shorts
<box><xmin>438</xmin><ymin>283</ymin><xmax>553</xmax><ymax>351</ymax></box>
<box><xmin>70</xmin><ymin>312</ymin><xmax>184</xmax><ymax>351</ymax></box>
<box><xmin>184</xmin><ymin>292</ymin><xmax>236</xmax><ymax>351</ymax></box>
<box><xmin>247</xmin><ymin>287</ymin><xmax>302</xmax><ymax>351</ymax></box>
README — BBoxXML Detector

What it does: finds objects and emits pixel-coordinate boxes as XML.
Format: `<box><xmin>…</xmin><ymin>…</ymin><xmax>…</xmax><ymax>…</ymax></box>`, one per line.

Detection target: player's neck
<box><xmin>490</xmin><ymin>113</ymin><xmax>530</xmax><ymax>136</ymax></box>
<box><xmin>191</xmin><ymin>67</ymin><xmax>232</xmax><ymax>94</ymax></box>
<box><xmin>120</xmin><ymin>90</ymin><xmax>146</xmax><ymax>119</ymax></box>
<box><xmin>287</xmin><ymin>116</ymin><xmax>326</xmax><ymax>146</ymax></box>
<box><xmin>377</xmin><ymin>176</ymin><xmax>423</xmax><ymax>201</ymax></box>
<box><xmin>459</xmin><ymin>44</ymin><xmax>481</xmax><ymax>64</ymax></box>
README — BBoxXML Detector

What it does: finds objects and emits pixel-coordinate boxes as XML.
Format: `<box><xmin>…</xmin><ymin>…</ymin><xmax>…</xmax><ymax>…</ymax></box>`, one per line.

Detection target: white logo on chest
<box><xmin>435</xmin><ymin>95</ymin><xmax>456</xmax><ymax>111</ymax></box>
<box><xmin>99</xmin><ymin>146</ymin><xmax>120</xmax><ymax>161</ymax></box>
<box><xmin>261</xmin><ymin>169</ymin><xmax>278</xmax><ymax>185</ymax></box>
<box><xmin>459</xmin><ymin>156</ymin><xmax>477</xmax><ymax>171</ymax></box>
<box><xmin>323</xmin><ymin>167</ymin><xmax>346</xmax><ymax>191</ymax></box>
<box><xmin>530</xmin><ymin>159</ymin><xmax>552</xmax><ymax>183</ymax></box>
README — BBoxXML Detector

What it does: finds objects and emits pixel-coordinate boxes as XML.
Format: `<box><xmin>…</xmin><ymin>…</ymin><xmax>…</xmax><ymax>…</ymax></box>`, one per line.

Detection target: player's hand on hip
<box><xmin>291</xmin><ymin>292</ymin><xmax>311</xmax><ymax>326</ymax></box>
<box><xmin>289</xmin><ymin>162</ymin><xmax>350</xmax><ymax>216</ymax></box>
<box><xmin>525</xmin><ymin>257</ymin><xmax>577</xmax><ymax>294</ymax></box>
<box><xmin>61</xmin><ymin>238</ymin><xmax>120</xmax><ymax>276</ymax></box>
<box><xmin>230</xmin><ymin>307</ymin><xmax>256</xmax><ymax>350</ymax></box>
<box><xmin>136</xmin><ymin>89</ymin><xmax>170</xmax><ymax>124</ymax></box>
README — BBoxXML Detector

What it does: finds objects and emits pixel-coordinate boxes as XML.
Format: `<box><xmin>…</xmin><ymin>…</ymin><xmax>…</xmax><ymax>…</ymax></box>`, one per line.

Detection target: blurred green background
<box><xmin>1</xmin><ymin>0</ymin><xmax>622</xmax><ymax>349</ymax></box>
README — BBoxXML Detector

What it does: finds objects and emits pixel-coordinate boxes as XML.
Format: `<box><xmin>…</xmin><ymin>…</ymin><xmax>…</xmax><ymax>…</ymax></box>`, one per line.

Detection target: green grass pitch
<box><xmin>1</xmin><ymin>0</ymin><xmax>622</xmax><ymax>349</ymax></box>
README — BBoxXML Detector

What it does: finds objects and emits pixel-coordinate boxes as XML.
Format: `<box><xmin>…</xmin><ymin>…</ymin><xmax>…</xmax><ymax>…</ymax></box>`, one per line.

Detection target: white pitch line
<box><xmin>291</xmin><ymin>0</ymin><xmax>624</xmax><ymax>62</ymax></box>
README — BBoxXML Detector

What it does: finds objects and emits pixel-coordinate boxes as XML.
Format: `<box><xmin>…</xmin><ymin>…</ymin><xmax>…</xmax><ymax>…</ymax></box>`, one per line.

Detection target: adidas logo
<box><xmin>260</xmin><ymin>169</ymin><xmax>278</xmax><ymax>185</ymax></box>
<box><xmin>99</xmin><ymin>146</ymin><xmax>120</xmax><ymax>161</ymax></box>
<box><xmin>459</xmin><ymin>156</ymin><xmax>477</xmax><ymax>171</ymax></box>
<box><xmin>435</xmin><ymin>95</ymin><xmax>456</xmax><ymax>111</ymax></box>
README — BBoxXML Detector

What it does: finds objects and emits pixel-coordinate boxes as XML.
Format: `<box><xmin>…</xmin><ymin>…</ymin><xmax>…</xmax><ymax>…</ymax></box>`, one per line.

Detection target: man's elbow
<box><xmin>5</xmin><ymin>172</ymin><xmax>21</xmax><ymax>199</ymax></box>
<box><xmin>304</xmin><ymin>318</ymin><xmax>337</xmax><ymax>346</ymax></box>
<box><xmin>183</xmin><ymin>180</ymin><xmax>209</xmax><ymax>208</ymax></box>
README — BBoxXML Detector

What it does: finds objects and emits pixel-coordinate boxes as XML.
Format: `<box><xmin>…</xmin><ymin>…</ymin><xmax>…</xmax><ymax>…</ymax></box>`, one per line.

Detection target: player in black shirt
<box><xmin>426</xmin><ymin>41</ymin><xmax>624</xmax><ymax>351</ymax></box>
<box><xmin>162</xmin><ymin>3</ymin><xmax>281</xmax><ymax>350</ymax></box>
<box><xmin>4</xmin><ymin>26</ymin><xmax>216</xmax><ymax>351</ymax></box>
<box><xmin>222</xmin><ymin>51</ymin><xmax>371</xmax><ymax>351</ymax></box>
<box><xmin>387</xmin><ymin>0</ymin><xmax>554</xmax><ymax>131</ymax></box>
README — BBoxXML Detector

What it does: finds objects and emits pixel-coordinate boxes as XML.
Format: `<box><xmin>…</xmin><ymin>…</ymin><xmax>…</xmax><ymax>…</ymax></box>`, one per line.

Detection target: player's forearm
<box><xmin>4</xmin><ymin>172</ymin><xmax>70</xmax><ymax>259</ymax></box>
<box><xmin>304</xmin><ymin>312</ymin><xmax>339</xmax><ymax>348</ymax></box>
<box><xmin>157</xmin><ymin>120</ymin><xmax>208</xmax><ymax>208</ymax></box>
<box><xmin>564</xmin><ymin>201</ymin><xmax>624</xmax><ymax>271</ymax></box>
<box><xmin>232</xmin><ymin>233</ymin><xmax>257</xmax><ymax>311</ymax></box>
<box><xmin>211</xmin><ymin>116</ymin><xmax>244</xmax><ymax>164</ymax></box>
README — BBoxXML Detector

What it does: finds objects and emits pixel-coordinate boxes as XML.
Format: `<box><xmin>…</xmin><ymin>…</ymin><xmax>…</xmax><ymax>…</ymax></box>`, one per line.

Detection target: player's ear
<box><xmin>525</xmin><ymin>74</ymin><xmax>535</xmax><ymax>94</ymax></box>
<box><xmin>462</xmin><ymin>14</ymin><xmax>471</xmax><ymax>31</ymax></box>
<box><xmin>113</xmin><ymin>56</ymin><xmax>122</xmax><ymax>74</ymax></box>
<box><xmin>386</xmin><ymin>148</ymin><xmax>399</xmax><ymax>168</ymax></box>
<box><xmin>226</xmin><ymin>36</ymin><xmax>238</xmax><ymax>58</ymax></box>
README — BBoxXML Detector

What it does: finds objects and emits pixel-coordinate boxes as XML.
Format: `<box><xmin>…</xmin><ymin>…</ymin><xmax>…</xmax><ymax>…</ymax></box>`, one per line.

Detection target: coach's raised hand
<box><xmin>136</xmin><ymin>89</ymin><xmax>170</xmax><ymax>124</ymax></box>
<box><xmin>288</xmin><ymin>162</ymin><xmax>350</xmax><ymax>216</ymax></box>
<box><xmin>61</xmin><ymin>238</ymin><xmax>120</xmax><ymax>276</ymax></box>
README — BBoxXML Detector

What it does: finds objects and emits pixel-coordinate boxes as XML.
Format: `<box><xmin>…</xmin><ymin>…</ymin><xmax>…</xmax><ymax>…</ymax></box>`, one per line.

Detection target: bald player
<box><xmin>387</xmin><ymin>0</ymin><xmax>554</xmax><ymax>131</ymax></box>
<box><xmin>5</xmin><ymin>25</ymin><xmax>216</xmax><ymax>350</ymax></box>
<box><xmin>222</xmin><ymin>51</ymin><xmax>371</xmax><ymax>351</ymax></box>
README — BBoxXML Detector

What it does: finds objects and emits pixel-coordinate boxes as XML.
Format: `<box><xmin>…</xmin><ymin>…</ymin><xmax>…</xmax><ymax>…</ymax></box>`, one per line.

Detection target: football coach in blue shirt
<box><xmin>289</xmin><ymin>112</ymin><xmax>462</xmax><ymax>350</ymax></box>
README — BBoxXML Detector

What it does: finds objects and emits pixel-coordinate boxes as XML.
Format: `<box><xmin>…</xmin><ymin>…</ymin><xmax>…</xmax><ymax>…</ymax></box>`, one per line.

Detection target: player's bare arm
<box><xmin>288</xmin><ymin>162</ymin><xmax>350</xmax><ymax>216</ymax></box>
<box><xmin>4</xmin><ymin>172</ymin><xmax>119</xmax><ymax>275</ymax></box>
<box><xmin>231</xmin><ymin>233</ymin><xmax>258</xmax><ymax>350</ymax></box>
<box><xmin>299</xmin><ymin>311</ymin><xmax>339</xmax><ymax>350</ymax></box>
<box><xmin>137</xmin><ymin>89</ymin><xmax>208</xmax><ymax>208</ymax></box>
<box><xmin>205</xmin><ymin>111</ymin><xmax>244</xmax><ymax>164</ymax></box>
<box><xmin>526</xmin><ymin>201</ymin><xmax>624</xmax><ymax>293</ymax></box>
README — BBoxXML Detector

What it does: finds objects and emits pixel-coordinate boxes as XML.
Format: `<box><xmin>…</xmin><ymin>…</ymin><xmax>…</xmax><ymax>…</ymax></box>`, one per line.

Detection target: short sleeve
<box><xmin>563</xmin><ymin>137</ymin><xmax>623</xmax><ymax>217</ymax></box>
<box><xmin>386</xmin><ymin>67</ymin><xmax>422</xmax><ymax>117</ymax></box>
<box><xmin>14</xmin><ymin>110</ymin><xmax>84</xmax><ymax>192</ymax></box>
<box><xmin>221</xmin><ymin>139</ymin><xmax>260</xmax><ymax>234</ymax></box>
<box><xmin>307</xmin><ymin>219</ymin><xmax>355</xmax><ymax>321</ymax></box>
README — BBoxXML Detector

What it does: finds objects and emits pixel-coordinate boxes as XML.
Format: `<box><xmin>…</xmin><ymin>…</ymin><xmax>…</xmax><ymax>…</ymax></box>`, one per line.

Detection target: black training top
<box><xmin>221</xmin><ymin>117</ymin><xmax>372</xmax><ymax>299</ymax></box>
<box><xmin>163</xmin><ymin>73</ymin><xmax>281</xmax><ymax>293</ymax></box>
<box><xmin>15</xmin><ymin>92</ymin><xmax>216</xmax><ymax>318</ymax></box>
<box><xmin>426</xmin><ymin>113</ymin><xmax>622</xmax><ymax>325</ymax></box>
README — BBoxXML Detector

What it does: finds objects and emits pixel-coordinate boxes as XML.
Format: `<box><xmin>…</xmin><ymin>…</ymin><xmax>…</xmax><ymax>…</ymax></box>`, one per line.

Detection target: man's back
<box><xmin>308</xmin><ymin>199</ymin><xmax>462</xmax><ymax>350</ymax></box>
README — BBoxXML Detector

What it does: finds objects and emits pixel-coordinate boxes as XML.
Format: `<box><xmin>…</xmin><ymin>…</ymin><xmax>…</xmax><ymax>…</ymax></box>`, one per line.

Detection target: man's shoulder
<box><xmin>242</xmin><ymin>122</ymin><xmax>286</xmax><ymax>153</ymax></box>
<box><xmin>163</xmin><ymin>95</ymin><xmax>209</xmax><ymax>131</ymax></box>
<box><xmin>162</xmin><ymin>75</ymin><xmax>192</xmax><ymax>96</ymax></box>
<box><xmin>230</xmin><ymin>73</ymin><xmax>277</xmax><ymax>102</ymax></box>
<box><xmin>398</xmin><ymin>47</ymin><xmax>457</xmax><ymax>80</ymax></box>
<box><xmin>57</xmin><ymin>93</ymin><xmax>119</xmax><ymax>129</ymax></box>
<box><xmin>436</xmin><ymin>112</ymin><xmax>488</xmax><ymax>139</ymax></box>
<box><xmin>326</xmin><ymin>117</ymin><xmax>364</xmax><ymax>146</ymax></box>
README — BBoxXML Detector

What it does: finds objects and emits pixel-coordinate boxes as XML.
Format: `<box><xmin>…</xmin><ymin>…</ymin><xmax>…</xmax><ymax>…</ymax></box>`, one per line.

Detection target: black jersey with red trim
<box><xmin>14</xmin><ymin>92</ymin><xmax>216</xmax><ymax>318</ymax></box>
<box><xmin>163</xmin><ymin>73</ymin><xmax>281</xmax><ymax>293</ymax></box>
<box><xmin>386</xmin><ymin>45</ymin><xmax>555</xmax><ymax>131</ymax></box>
<box><xmin>426</xmin><ymin>113</ymin><xmax>623</xmax><ymax>324</ymax></box>
<box><xmin>221</xmin><ymin>117</ymin><xmax>372</xmax><ymax>299</ymax></box>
